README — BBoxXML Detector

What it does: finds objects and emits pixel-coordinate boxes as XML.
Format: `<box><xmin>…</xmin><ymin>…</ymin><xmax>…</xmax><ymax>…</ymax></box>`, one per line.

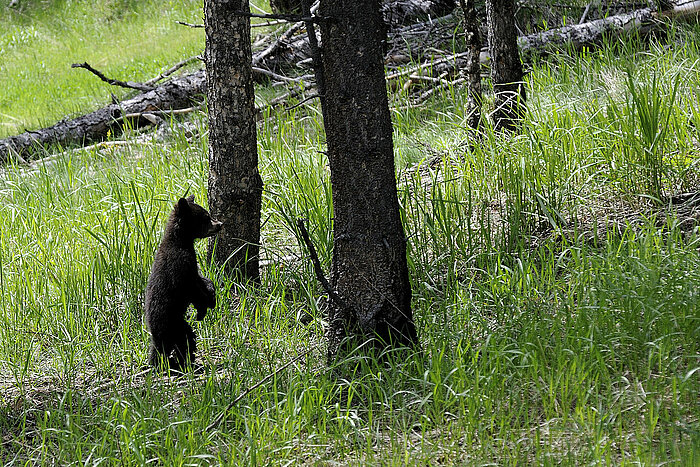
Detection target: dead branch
<box><xmin>176</xmin><ymin>21</ymin><xmax>204</xmax><ymax>28</ymax></box>
<box><xmin>205</xmin><ymin>343</ymin><xmax>320</xmax><ymax>431</ymax></box>
<box><xmin>145</xmin><ymin>55</ymin><xmax>202</xmax><ymax>86</ymax></box>
<box><xmin>295</xmin><ymin>219</ymin><xmax>351</xmax><ymax>312</ymax></box>
<box><xmin>71</xmin><ymin>62</ymin><xmax>155</xmax><ymax>92</ymax></box>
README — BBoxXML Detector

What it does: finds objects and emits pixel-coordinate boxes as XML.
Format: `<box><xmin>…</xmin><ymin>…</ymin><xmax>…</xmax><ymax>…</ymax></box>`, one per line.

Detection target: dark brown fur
<box><xmin>145</xmin><ymin>195</ymin><xmax>222</xmax><ymax>371</ymax></box>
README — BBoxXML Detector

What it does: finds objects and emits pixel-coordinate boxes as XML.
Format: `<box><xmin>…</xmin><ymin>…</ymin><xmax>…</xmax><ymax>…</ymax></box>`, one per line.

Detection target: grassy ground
<box><xmin>1</xmin><ymin>1</ymin><xmax>699</xmax><ymax>465</ymax></box>
<box><xmin>0</xmin><ymin>0</ymin><xmax>206</xmax><ymax>138</ymax></box>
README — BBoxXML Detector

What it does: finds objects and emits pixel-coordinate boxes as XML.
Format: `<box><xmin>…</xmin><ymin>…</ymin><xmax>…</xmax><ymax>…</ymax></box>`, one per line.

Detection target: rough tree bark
<box><xmin>459</xmin><ymin>0</ymin><xmax>482</xmax><ymax>130</ymax></box>
<box><xmin>319</xmin><ymin>0</ymin><xmax>419</xmax><ymax>360</ymax></box>
<box><xmin>204</xmin><ymin>0</ymin><xmax>263</xmax><ymax>280</ymax></box>
<box><xmin>486</xmin><ymin>0</ymin><xmax>526</xmax><ymax>131</ymax></box>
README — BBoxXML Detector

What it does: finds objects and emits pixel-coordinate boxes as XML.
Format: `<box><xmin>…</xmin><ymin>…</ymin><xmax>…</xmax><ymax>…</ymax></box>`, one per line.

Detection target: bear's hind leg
<box><xmin>170</xmin><ymin>322</ymin><xmax>197</xmax><ymax>371</ymax></box>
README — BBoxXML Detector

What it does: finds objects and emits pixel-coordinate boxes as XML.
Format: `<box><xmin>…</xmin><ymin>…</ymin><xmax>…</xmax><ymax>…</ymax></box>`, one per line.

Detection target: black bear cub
<box><xmin>145</xmin><ymin>195</ymin><xmax>222</xmax><ymax>371</ymax></box>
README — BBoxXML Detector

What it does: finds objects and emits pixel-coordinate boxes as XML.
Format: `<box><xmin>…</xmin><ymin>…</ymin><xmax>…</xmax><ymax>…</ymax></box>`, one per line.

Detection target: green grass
<box><xmin>0</xmin><ymin>0</ymin><xmax>208</xmax><ymax>137</ymax></box>
<box><xmin>1</xmin><ymin>2</ymin><xmax>700</xmax><ymax>465</ymax></box>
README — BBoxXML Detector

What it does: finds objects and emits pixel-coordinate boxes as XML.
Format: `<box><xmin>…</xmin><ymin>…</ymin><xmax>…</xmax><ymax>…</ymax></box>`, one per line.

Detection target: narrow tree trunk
<box><xmin>486</xmin><ymin>0</ymin><xmax>526</xmax><ymax>131</ymax></box>
<box><xmin>204</xmin><ymin>0</ymin><xmax>263</xmax><ymax>280</ymax></box>
<box><xmin>319</xmin><ymin>0</ymin><xmax>419</xmax><ymax>360</ymax></box>
<box><xmin>460</xmin><ymin>0</ymin><xmax>482</xmax><ymax>130</ymax></box>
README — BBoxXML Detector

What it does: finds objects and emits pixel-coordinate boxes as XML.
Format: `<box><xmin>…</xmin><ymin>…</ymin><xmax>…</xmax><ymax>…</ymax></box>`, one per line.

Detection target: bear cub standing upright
<box><xmin>145</xmin><ymin>195</ymin><xmax>222</xmax><ymax>371</ymax></box>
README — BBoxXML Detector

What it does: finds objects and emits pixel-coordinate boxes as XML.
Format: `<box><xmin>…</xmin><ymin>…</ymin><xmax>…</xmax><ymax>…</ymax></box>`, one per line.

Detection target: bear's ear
<box><xmin>186</xmin><ymin>194</ymin><xmax>195</xmax><ymax>203</ymax></box>
<box><xmin>177</xmin><ymin>197</ymin><xmax>190</xmax><ymax>213</ymax></box>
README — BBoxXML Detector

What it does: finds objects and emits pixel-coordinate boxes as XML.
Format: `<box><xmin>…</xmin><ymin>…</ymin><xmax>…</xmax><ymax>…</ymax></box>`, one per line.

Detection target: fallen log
<box><xmin>0</xmin><ymin>71</ymin><xmax>206</xmax><ymax>163</ymax></box>
<box><xmin>517</xmin><ymin>7</ymin><xmax>658</xmax><ymax>56</ymax></box>
<box><xmin>393</xmin><ymin>1</ymin><xmax>700</xmax><ymax>92</ymax></box>
<box><xmin>3</xmin><ymin>1</ymin><xmax>700</xmax><ymax>163</ymax></box>
<box><xmin>519</xmin><ymin>1</ymin><xmax>700</xmax><ymax>55</ymax></box>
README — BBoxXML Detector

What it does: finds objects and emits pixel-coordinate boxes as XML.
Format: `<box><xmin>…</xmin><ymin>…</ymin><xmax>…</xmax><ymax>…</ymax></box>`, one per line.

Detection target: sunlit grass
<box><xmin>0</xmin><ymin>0</ymin><xmax>269</xmax><ymax>138</ymax></box>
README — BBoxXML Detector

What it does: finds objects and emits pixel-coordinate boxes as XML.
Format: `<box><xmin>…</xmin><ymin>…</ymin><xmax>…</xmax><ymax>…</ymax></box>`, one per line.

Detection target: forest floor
<box><xmin>0</xmin><ymin>0</ymin><xmax>698</xmax><ymax>465</ymax></box>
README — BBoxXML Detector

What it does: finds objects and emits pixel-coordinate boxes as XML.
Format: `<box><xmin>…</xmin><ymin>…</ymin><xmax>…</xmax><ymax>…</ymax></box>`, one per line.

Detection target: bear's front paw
<box><xmin>195</xmin><ymin>306</ymin><xmax>207</xmax><ymax>321</ymax></box>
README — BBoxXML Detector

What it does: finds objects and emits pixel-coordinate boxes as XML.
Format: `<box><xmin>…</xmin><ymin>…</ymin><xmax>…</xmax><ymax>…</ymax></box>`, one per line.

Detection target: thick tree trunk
<box><xmin>319</xmin><ymin>0</ymin><xmax>419</xmax><ymax>360</ymax></box>
<box><xmin>460</xmin><ymin>0</ymin><xmax>482</xmax><ymax>130</ymax></box>
<box><xmin>486</xmin><ymin>0</ymin><xmax>526</xmax><ymax>131</ymax></box>
<box><xmin>204</xmin><ymin>0</ymin><xmax>263</xmax><ymax>280</ymax></box>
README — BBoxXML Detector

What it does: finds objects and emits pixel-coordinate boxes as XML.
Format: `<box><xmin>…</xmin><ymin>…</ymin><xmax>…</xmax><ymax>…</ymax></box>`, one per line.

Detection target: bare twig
<box><xmin>145</xmin><ymin>55</ymin><xmax>202</xmax><ymax>86</ymax></box>
<box><xmin>284</xmin><ymin>93</ymin><xmax>320</xmax><ymax>111</ymax></box>
<box><xmin>252</xmin><ymin>19</ymin><xmax>289</xmax><ymax>28</ymax></box>
<box><xmin>176</xmin><ymin>20</ymin><xmax>204</xmax><ymax>28</ymax></box>
<box><xmin>206</xmin><ymin>344</ymin><xmax>320</xmax><ymax>431</ymax></box>
<box><xmin>252</xmin><ymin>66</ymin><xmax>307</xmax><ymax>83</ymax></box>
<box><xmin>579</xmin><ymin>2</ymin><xmax>593</xmax><ymax>24</ymax></box>
<box><xmin>71</xmin><ymin>62</ymin><xmax>154</xmax><ymax>92</ymax></box>
<box><xmin>301</xmin><ymin>0</ymin><xmax>326</xmax><ymax>107</ymax></box>
<box><xmin>296</xmin><ymin>219</ymin><xmax>353</xmax><ymax>314</ymax></box>
<box><xmin>233</xmin><ymin>11</ymin><xmax>321</xmax><ymax>23</ymax></box>
<box><xmin>253</xmin><ymin>21</ymin><xmax>305</xmax><ymax>66</ymax></box>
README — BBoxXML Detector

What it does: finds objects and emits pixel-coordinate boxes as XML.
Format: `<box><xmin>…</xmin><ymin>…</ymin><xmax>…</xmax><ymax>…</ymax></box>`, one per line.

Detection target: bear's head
<box><xmin>174</xmin><ymin>195</ymin><xmax>223</xmax><ymax>239</ymax></box>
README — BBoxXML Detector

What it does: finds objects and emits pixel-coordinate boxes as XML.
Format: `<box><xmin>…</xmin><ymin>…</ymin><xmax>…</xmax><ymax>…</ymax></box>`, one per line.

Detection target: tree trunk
<box><xmin>319</xmin><ymin>0</ymin><xmax>419</xmax><ymax>361</ymax></box>
<box><xmin>204</xmin><ymin>0</ymin><xmax>263</xmax><ymax>280</ymax></box>
<box><xmin>486</xmin><ymin>0</ymin><xmax>526</xmax><ymax>131</ymax></box>
<box><xmin>460</xmin><ymin>0</ymin><xmax>482</xmax><ymax>130</ymax></box>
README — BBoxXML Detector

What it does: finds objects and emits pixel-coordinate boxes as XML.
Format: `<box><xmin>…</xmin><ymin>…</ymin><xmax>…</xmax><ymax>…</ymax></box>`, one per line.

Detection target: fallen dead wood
<box><xmin>72</xmin><ymin>62</ymin><xmax>155</xmax><ymax>92</ymax></box>
<box><xmin>518</xmin><ymin>1</ymin><xmax>700</xmax><ymax>56</ymax></box>
<box><xmin>393</xmin><ymin>1</ymin><xmax>700</xmax><ymax>96</ymax></box>
<box><xmin>0</xmin><ymin>71</ymin><xmax>206</xmax><ymax>163</ymax></box>
<box><xmin>3</xmin><ymin>1</ymin><xmax>700</xmax><ymax>163</ymax></box>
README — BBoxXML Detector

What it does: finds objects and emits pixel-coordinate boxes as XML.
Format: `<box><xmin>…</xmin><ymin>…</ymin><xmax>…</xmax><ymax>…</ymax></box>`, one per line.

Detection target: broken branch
<box><xmin>71</xmin><ymin>62</ymin><xmax>155</xmax><ymax>92</ymax></box>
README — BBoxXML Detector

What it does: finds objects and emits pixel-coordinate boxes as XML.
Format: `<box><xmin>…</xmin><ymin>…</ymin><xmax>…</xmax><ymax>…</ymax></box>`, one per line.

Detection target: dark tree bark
<box><xmin>486</xmin><ymin>0</ymin><xmax>526</xmax><ymax>131</ymax></box>
<box><xmin>459</xmin><ymin>0</ymin><xmax>482</xmax><ymax>130</ymax></box>
<box><xmin>318</xmin><ymin>0</ymin><xmax>419</xmax><ymax>360</ymax></box>
<box><xmin>204</xmin><ymin>0</ymin><xmax>263</xmax><ymax>280</ymax></box>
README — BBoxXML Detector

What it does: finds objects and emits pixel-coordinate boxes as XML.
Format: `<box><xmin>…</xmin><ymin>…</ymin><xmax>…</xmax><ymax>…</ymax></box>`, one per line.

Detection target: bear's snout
<box><xmin>208</xmin><ymin>220</ymin><xmax>223</xmax><ymax>236</ymax></box>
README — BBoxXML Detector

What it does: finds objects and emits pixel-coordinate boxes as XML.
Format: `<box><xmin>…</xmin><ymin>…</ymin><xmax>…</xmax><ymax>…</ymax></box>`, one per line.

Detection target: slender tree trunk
<box><xmin>486</xmin><ymin>0</ymin><xmax>526</xmax><ymax>131</ymax></box>
<box><xmin>460</xmin><ymin>0</ymin><xmax>482</xmax><ymax>130</ymax></box>
<box><xmin>318</xmin><ymin>0</ymin><xmax>419</xmax><ymax>361</ymax></box>
<box><xmin>204</xmin><ymin>0</ymin><xmax>263</xmax><ymax>280</ymax></box>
